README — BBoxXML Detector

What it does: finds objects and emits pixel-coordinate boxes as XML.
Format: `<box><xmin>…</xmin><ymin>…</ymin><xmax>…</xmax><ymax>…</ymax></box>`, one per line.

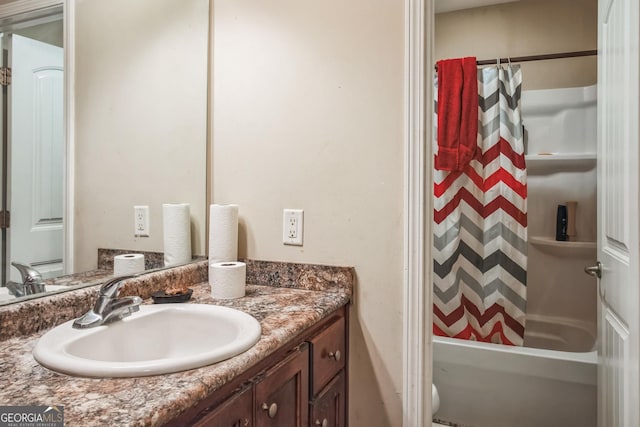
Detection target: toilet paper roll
<box><xmin>209</xmin><ymin>261</ymin><xmax>246</xmax><ymax>299</ymax></box>
<box><xmin>208</xmin><ymin>204</ymin><xmax>239</xmax><ymax>264</ymax></box>
<box><xmin>113</xmin><ymin>253</ymin><xmax>145</xmax><ymax>276</ymax></box>
<box><xmin>163</xmin><ymin>203</ymin><xmax>192</xmax><ymax>267</ymax></box>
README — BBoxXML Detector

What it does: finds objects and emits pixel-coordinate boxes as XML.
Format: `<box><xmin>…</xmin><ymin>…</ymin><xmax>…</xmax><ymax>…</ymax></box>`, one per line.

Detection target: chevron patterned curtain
<box><xmin>433</xmin><ymin>65</ymin><xmax>528</xmax><ymax>346</ymax></box>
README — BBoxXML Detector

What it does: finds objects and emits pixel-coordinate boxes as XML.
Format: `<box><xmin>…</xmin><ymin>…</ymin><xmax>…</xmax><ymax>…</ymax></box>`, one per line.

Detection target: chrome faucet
<box><xmin>5</xmin><ymin>262</ymin><xmax>46</xmax><ymax>297</ymax></box>
<box><xmin>73</xmin><ymin>275</ymin><xmax>143</xmax><ymax>329</ymax></box>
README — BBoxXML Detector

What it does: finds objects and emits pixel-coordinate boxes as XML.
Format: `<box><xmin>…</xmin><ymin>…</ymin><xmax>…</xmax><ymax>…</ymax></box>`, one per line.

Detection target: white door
<box><xmin>8</xmin><ymin>34</ymin><xmax>64</xmax><ymax>281</ymax></box>
<box><xmin>596</xmin><ymin>0</ymin><xmax>640</xmax><ymax>425</ymax></box>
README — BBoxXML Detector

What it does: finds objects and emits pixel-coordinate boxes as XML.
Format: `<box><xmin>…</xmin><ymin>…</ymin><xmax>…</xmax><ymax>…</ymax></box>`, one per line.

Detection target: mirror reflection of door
<box><xmin>0</xmin><ymin>12</ymin><xmax>64</xmax><ymax>284</ymax></box>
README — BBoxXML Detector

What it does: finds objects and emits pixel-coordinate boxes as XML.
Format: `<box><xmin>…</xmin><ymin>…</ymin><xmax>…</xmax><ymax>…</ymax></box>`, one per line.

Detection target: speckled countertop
<box><xmin>0</xmin><ymin>260</ymin><xmax>354</xmax><ymax>426</ymax></box>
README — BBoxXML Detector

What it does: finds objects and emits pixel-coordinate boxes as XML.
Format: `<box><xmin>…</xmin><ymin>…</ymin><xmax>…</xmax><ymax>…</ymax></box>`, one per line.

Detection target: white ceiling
<box><xmin>435</xmin><ymin>0</ymin><xmax>521</xmax><ymax>14</ymax></box>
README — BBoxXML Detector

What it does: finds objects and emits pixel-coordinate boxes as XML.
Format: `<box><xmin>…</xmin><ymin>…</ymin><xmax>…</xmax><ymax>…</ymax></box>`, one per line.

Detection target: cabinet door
<box><xmin>310</xmin><ymin>370</ymin><xmax>346</xmax><ymax>427</ymax></box>
<box><xmin>255</xmin><ymin>345</ymin><xmax>309</xmax><ymax>427</ymax></box>
<box><xmin>192</xmin><ymin>383</ymin><xmax>253</xmax><ymax>427</ymax></box>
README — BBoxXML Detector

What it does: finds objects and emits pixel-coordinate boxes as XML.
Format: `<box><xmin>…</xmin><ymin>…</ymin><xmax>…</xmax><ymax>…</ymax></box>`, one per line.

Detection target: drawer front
<box><xmin>310</xmin><ymin>315</ymin><xmax>346</xmax><ymax>396</ymax></box>
<box><xmin>310</xmin><ymin>370</ymin><xmax>346</xmax><ymax>427</ymax></box>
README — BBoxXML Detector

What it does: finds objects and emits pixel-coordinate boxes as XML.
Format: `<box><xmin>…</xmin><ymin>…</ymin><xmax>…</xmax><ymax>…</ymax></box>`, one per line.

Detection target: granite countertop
<box><xmin>0</xmin><ymin>260</ymin><xmax>353</xmax><ymax>426</ymax></box>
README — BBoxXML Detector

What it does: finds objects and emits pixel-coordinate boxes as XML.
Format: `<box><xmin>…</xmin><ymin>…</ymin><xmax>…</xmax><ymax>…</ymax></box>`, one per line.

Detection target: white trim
<box><xmin>0</xmin><ymin>0</ymin><xmax>61</xmax><ymax>18</ymax></box>
<box><xmin>403</xmin><ymin>0</ymin><xmax>433</xmax><ymax>426</ymax></box>
<box><xmin>63</xmin><ymin>0</ymin><xmax>73</xmax><ymax>274</ymax></box>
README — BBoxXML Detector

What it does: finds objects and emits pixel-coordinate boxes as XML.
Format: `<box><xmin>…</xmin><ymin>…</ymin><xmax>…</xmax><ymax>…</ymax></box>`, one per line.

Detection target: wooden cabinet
<box><xmin>169</xmin><ymin>306</ymin><xmax>348</xmax><ymax>427</ymax></box>
<box><xmin>255</xmin><ymin>346</ymin><xmax>309</xmax><ymax>427</ymax></box>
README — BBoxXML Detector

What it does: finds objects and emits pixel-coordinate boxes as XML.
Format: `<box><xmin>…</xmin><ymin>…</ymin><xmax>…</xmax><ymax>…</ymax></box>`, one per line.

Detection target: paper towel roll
<box><xmin>163</xmin><ymin>203</ymin><xmax>192</xmax><ymax>267</ymax></box>
<box><xmin>209</xmin><ymin>261</ymin><xmax>246</xmax><ymax>299</ymax></box>
<box><xmin>208</xmin><ymin>204</ymin><xmax>239</xmax><ymax>264</ymax></box>
<box><xmin>114</xmin><ymin>254</ymin><xmax>145</xmax><ymax>276</ymax></box>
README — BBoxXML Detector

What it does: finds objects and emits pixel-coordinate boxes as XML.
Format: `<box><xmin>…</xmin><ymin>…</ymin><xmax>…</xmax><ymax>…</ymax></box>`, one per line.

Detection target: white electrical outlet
<box><xmin>283</xmin><ymin>209</ymin><xmax>303</xmax><ymax>246</ymax></box>
<box><xmin>134</xmin><ymin>205</ymin><xmax>150</xmax><ymax>237</ymax></box>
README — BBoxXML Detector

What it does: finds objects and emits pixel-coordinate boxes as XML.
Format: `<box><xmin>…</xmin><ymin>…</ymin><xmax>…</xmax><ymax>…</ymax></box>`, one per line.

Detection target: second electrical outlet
<box><xmin>283</xmin><ymin>209</ymin><xmax>303</xmax><ymax>246</ymax></box>
<box><xmin>134</xmin><ymin>205</ymin><xmax>150</xmax><ymax>237</ymax></box>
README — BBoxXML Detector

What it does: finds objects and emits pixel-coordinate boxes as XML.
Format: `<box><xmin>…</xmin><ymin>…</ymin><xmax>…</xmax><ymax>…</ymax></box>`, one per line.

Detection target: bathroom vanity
<box><xmin>172</xmin><ymin>304</ymin><xmax>348</xmax><ymax>426</ymax></box>
<box><xmin>0</xmin><ymin>260</ymin><xmax>353</xmax><ymax>426</ymax></box>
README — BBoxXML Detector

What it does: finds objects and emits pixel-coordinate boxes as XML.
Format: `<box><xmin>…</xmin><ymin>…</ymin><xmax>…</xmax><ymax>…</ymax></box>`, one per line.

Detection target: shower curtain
<box><xmin>433</xmin><ymin>64</ymin><xmax>528</xmax><ymax>346</ymax></box>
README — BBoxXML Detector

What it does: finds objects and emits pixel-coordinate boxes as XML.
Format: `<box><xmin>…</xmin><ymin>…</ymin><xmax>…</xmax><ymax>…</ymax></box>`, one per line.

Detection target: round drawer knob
<box><xmin>262</xmin><ymin>402</ymin><xmax>278</xmax><ymax>418</ymax></box>
<box><xmin>328</xmin><ymin>350</ymin><xmax>341</xmax><ymax>361</ymax></box>
<box><xmin>315</xmin><ymin>418</ymin><xmax>329</xmax><ymax>427</ymax></box>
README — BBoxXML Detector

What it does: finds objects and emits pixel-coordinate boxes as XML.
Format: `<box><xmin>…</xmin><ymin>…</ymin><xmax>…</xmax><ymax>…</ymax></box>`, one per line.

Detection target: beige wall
<box><xmin>211</xmin><ymin>0</ymin><xmax>405</xmax><ymax>425</ymax></box>
<box><xmin>436</xmin><ymin>0</ymin><xmax>598</xmax><ymax>90</ymax></box>
<box><xmin>73</xmin><ymin>0</ymin><xmax>209</xmax><ymax>272</ymax></box>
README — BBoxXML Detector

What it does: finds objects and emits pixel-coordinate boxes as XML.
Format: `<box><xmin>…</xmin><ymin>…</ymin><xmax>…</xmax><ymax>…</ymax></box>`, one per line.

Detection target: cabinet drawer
<box><xmin>310</xmin><ymin>370</ymin><xmax>346</xmax><ymax>427</ymax></box>
<box><xmin>310</xmin><ymin>315</ymin><xmax>346</xmax><ymax>396</ymax></box>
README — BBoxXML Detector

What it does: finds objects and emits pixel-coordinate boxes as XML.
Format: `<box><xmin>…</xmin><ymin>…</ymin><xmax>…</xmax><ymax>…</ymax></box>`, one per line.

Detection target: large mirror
<box><xmin>0</xmin><ymin>5</ymin><xmax>64</xmax><ymax>288</ymax></box>
<box><xmin>0</xmin><ymin>0</ymin><xmax>209</xmax><ymax>305</ymax></box>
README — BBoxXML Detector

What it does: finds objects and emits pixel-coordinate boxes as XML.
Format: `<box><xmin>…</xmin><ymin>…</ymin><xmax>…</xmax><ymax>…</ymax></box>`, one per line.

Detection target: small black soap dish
<box><xmin>151</xmin><ymin>288</ymin><xmax>193</xmax><ymax>304</ymax></box>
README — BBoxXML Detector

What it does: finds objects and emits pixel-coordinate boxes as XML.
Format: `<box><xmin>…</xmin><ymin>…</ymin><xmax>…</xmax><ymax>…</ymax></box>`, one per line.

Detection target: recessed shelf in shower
<box><xmin>525</xmin><ymin>153</ymin><xmax>597</xmax><ymax>174</ymax></box>
<box><xmin>529</xmin><ymin>236</ymin><xmax>596</xmax><ymax>256</ymax></box>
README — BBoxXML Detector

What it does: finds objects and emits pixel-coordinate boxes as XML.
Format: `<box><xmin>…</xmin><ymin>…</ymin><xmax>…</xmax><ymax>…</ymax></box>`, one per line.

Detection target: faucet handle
<box><xmin>11</xmin><ymin>262</ymin><xmax>42</xmax><ymax>284</ymax></box>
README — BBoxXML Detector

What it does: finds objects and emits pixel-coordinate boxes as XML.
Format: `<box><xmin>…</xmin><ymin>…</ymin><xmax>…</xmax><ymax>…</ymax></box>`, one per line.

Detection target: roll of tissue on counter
<box><xmin>209</xmin><ymin>204</ymin><xmax>239</xmax><ymax>263</ymax></box>
<box><xmin>113</xmin><ymin>253</ymin><xmax>145</xmax><ymax>276</ymax></box>
<box><xmin>210</xmin><ymin>261</ymin><xmax>246</xmax><ymax>299</ymax></box>
<box><xmin>163</xmin><ymin>203</ymin><xmax>192</xmax><ymax>267</ymax></box>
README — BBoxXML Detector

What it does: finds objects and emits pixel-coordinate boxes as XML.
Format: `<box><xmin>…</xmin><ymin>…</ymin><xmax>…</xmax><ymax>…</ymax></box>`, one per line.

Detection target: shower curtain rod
<box><xmin>435</xmin><ymin>49</ymin><xmax>597</xmax><ymax>69</ymax></box>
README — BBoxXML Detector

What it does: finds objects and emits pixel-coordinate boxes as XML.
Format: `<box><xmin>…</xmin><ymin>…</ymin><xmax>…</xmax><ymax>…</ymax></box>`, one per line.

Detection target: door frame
<box><xmin>0</xmin><ymin>0</ymin><xmax>74</xmax><ymax>276</ymax></box>
<box><xmin>403</xmin><ymin>0</ymin><xmax>433</xmax><ymax>425</ymax></box>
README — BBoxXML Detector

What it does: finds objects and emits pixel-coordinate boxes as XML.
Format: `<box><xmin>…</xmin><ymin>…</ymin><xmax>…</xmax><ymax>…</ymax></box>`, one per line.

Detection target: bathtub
<box><xmin>432</xmin><ymin>315</ymin><xmax>597</xmax><ymax>427</ymax></box>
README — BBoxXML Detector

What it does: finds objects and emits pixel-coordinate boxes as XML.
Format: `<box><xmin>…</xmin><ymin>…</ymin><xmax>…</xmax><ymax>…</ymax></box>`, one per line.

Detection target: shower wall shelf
<box><xmin>525</xmin><ymin>153</ymin><xmax>597</xmax><ymax>174</ymax></box>
<box><xmin>529</xmin><ymin>236</ymin><xmax>596</xmax><ymax>255</ymax></box>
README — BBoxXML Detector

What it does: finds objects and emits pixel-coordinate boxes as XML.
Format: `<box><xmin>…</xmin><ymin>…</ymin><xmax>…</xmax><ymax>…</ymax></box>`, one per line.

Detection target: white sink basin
<box><xmin>33</xmin><ymin>304</ymin><xmax>262</xmax><ymax>378</ymax></box>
